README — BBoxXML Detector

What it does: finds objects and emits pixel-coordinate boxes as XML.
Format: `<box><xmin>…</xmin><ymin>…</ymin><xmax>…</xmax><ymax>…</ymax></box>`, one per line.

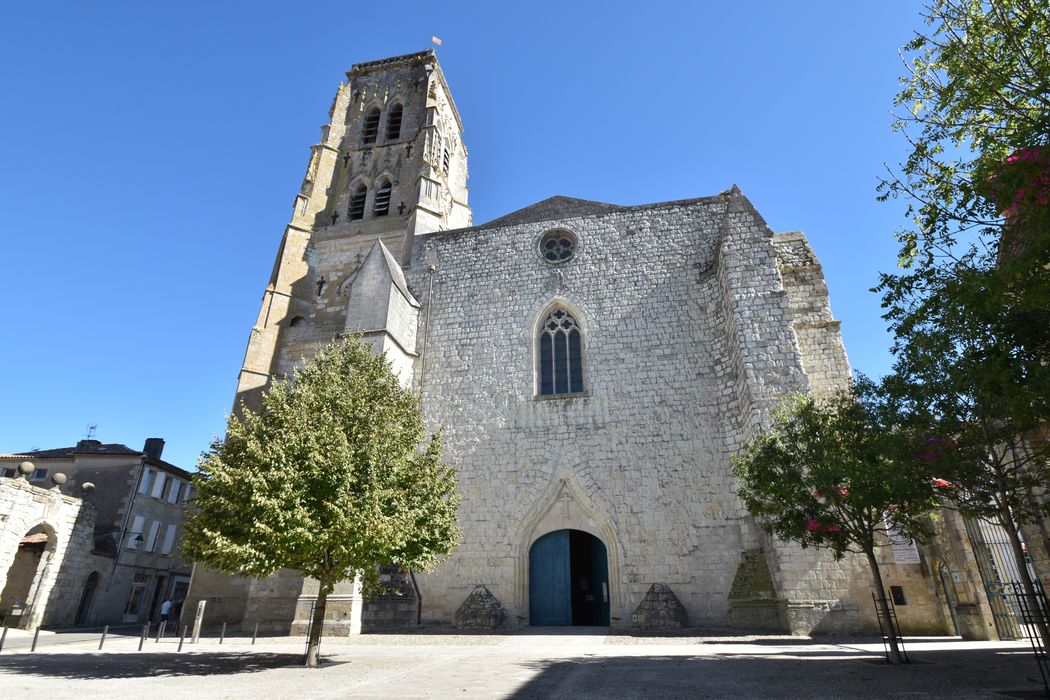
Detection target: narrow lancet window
<box><xmin>349</xmin><ymin>183</ymin><xmax>367</xmax><ymax>220</ymax></box>
<box><xmin>538</xmin><ymin>308</ymin><xmax>584</xmax><ymax>396</ymax></box>
<box><xmin>362</xmin><ymin>107</ymin><xmax>381</xmax><ymax>145</ymax></box>
<box><xmin>385</xmin><ymin>103</ymin><xmax>403</xmax><ymax>141</ymax></box>
<box><xmin>374</xmin><ymin>178</ymin><xmax>392</xmax><ymax>217</ymax></box>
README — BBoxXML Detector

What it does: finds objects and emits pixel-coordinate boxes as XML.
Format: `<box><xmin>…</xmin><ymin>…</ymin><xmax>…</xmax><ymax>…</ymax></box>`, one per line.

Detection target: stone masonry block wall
<box><xmin>0</xmin><ymin>477</ymin><xmax>98</xmax><ymax>628</ymax></box>
<box><xmin>408</xmin><ymin>198</ymin><xmax>739</xmax><ymax>626</ymax></box>
<box><xmin>772</xmin><ymin>232</ymin><xmax>852</xmax><ymax>400</ymax></box>
<box><xmin>399</xmin><ymin>192</ymin><xmax>859</xmax><ymax>629</ymax></box>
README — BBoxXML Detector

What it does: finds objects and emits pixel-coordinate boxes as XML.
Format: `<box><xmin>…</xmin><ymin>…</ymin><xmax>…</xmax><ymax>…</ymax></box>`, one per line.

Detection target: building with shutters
<box><xmin>0</xmin><ymin>438</ymin><xmax>193</xmax><ymax>627</ymax></box>
<box><xmin>185</xmin><ymin>49</ymin><xmax>965</xmax><ymax>636</ymax></box>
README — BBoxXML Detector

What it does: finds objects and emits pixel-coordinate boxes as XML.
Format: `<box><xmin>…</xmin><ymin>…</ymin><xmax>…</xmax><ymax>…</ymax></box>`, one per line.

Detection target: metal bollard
<box><xmin>31</xmin><ymin>628</ymin><xmax>40</xmax><ymax>652</ymax></box>
<box><xmin>219</xmin><ymin>621</ymin><xmax>226</xmax><ymax>645</ymax></box>
<box><xmin>155</xmin><ymin>621</ymin><xmax>165</xmax><ymax>643</ymax></box>
<box><xmin>251</xmin><ymin>622</ymin><xmax>258</xmax><ymax>645</ymax></box>
<box><xmin>0</xmin><ymin>627</ymin><xmax>7</xmax><ymax>654</ymax></box>
<box><xmin>98</xmin><ymin>625</ymin><xmax>109</xmax><ymax>650</ymax></box>
<box><xmin>138</xmin><ymin>623</ymin><xmax>148</xmax><ymax>651</ymax></box>
<box><xmin>177</xmin><ymin>625</ymin><xmax>187</xmax><ymax>652</ymax></box>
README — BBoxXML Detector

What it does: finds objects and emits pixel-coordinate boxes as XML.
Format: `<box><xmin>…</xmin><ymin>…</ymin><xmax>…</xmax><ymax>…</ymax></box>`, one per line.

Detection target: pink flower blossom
<box><xmin>805</xmin><ymin>517</ymin><xmax>842</xmax><ymax>533</ymax></box>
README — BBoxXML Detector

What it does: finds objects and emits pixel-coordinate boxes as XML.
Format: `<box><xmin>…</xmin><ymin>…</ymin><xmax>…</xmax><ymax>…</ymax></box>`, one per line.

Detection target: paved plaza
<box><xmin>0</xmin><ymin>628</ymin><xmax>1045</xmax><ymax>699</ymax></box>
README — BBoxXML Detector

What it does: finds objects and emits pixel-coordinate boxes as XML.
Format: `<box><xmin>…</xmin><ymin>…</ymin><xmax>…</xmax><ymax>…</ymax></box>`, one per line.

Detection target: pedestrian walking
<box><xmin>160</xmin><ymin>598</ymin><xmax>173</xmax><ymax>623</ymax></box>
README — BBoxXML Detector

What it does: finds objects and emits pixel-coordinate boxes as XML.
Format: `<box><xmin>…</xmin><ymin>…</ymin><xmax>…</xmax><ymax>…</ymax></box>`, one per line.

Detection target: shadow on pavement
<box><xmin>0</xmin><ymin>652</ymin><xmax>303</xmax><ymax>679</ymax></box>
<box><xmin>504</xmin><ymin>649</ymin><xmax>1047</xmax><ymax>700</ymax></box>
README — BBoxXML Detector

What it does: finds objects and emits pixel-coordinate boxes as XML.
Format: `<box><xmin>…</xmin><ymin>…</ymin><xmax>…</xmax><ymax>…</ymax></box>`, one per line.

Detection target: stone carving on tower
<box><xmin>234</xmin><ymin>49</ymin><xmax>469</xmax><ymax>412</ymax></box>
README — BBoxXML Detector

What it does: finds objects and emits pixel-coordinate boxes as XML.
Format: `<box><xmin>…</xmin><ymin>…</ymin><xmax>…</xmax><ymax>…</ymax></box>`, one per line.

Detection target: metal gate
<box><xmin>964</xmin><ymin>516</ymin><xmax>1028</xmax><ymax>639</ymax></box>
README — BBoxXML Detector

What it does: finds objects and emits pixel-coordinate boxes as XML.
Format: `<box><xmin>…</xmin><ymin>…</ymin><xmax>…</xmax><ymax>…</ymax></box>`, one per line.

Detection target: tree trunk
<box><xmin>998</xmin><ymin>505</ymin><xmax>1050</xmax><ymax>650</ymax></box>
<box><xmin>304</xmin><ymin>581</ymin><xmax>330</xmax><ymax>668</ymax></box>
<box><xmin>865</xmin><ymin>548</ymin><xmax>905</xmax><ymax>664</ymax></box>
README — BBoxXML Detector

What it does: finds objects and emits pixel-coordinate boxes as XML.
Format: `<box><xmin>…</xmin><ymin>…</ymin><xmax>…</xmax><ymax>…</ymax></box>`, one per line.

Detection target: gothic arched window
<box><xmin>374</xmin><ymin>178</ymin><xmax>392</xmax><ymax>217</ymax></box>
<box><xmin>348</xmin><ymin>183</ymin><xmax>367</xmax><ymax>220</ymax></box>
<box><xmin>385</xmin><ymin>103</ymin><xmax>403</xmax><ymax>141</ymax></box>
<box><xmin>537</xmin><ymin>308</ymin><xmax>584</xmax><ymax>396</ymax></box>
<box><xmin>362</xmin><ymin>107</ymin><xmax>381</xmax><ymax>145</ymax></box>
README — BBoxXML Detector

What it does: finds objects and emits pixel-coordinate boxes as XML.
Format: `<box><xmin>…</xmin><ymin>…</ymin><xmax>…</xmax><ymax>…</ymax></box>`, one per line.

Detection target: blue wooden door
<box><xmin>529</xmin><ymin>530</ymin><xmax>571</xmax><ymax>625</ymax></box>
<box><xmin>592</xmin><ymin>536</ymin><xmax>610</xmax><ymax>625</ymax></box>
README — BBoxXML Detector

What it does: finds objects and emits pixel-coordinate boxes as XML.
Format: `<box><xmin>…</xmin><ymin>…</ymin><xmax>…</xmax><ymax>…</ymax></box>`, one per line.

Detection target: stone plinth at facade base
<box><xmin>728</xmin><ymin>548</ymin><xmax>784</xmax><ymax>631</ymax></box>
<box><xmin>632</xmin><ymin>584</ymin><xmax>687</xmax><ymax>629</ymax></box>
<box><xmin>291</xmin><ymin>595</ymin><xmax>360</xmax><ymax>636</ymax></box>
<box><xmin>454</xmin><ymin>585</ymin><xmax>506</xmax><ymax>628</ymax></box>
<box><xmin>955</xmin><ymin>603</ymin><xmax>994</xmax><ymax>641</ymax></box>
<box><xmin>362</xmin><ymin>572</ymin><xmax>419</xmax><ymax>631</ymax></box>
<box><xmin>728</xmin><ymin>600</ymin><xmax>784</xmax><ymax>631</ymax></box>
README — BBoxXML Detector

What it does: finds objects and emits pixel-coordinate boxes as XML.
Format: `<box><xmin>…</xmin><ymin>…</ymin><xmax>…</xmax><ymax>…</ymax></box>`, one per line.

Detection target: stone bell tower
<box><xmin>234</xmin><ymin>49</ymin><xmax>470</xmax><ymax>410</ymax></box>
<box><xmin>190</xmin><ymin>50</ymin><xmax>471</xmax><ymax>635</ymax></box>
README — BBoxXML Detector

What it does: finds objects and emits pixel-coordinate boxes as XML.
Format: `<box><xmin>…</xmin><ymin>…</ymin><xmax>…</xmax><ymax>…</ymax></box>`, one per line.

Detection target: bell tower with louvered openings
<box><xmin>235</xmin><ymin>49</ymin><xmax>470</xmax><ymax>411</ymax></box>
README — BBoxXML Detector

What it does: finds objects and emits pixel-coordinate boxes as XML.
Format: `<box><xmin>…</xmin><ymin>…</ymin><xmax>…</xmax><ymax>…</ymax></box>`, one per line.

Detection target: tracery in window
<box><xmin>348</xmin><ymin>183</ymin><xmax>367</xmax><ymax>220</ymax></box>
<box><xmin>362</xmin><ymin>107</ymin><xmax>381</xmax><ymax>145</ymax></box>
<box><xmin>538</xmin><ymin>229</ymin><xmax>576</xmax><ymax>263</ymax></box>
<box><xmin>537</xmin><ymin>308</ymin><xmax>584</xmax><ymax>396</ymax></box>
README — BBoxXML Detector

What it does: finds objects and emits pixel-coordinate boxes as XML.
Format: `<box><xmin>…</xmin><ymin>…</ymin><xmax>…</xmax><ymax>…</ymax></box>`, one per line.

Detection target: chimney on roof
<box><xmin>143</xmin><ymin>438</ymin><xmax>165</xmax><ymax>460</ymax></box>
<box><xmin>76</xmin><ymin>439</ymin><xmax>102</xmax><ymax>451</ymax></box>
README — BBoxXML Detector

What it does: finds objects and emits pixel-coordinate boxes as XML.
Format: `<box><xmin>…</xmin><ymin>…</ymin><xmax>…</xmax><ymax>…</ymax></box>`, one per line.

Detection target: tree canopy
<box><xmin>880</xmin><ymin>0</ymin><xmax>1050</xmax><ymax>269</ymax></box>
<box><xmin>876</xmin><ymin>0</ymin><xmax>1050</xmax><ymax>649</ymax></box>
<box><xmin>183</xmin><ymin>337</ymin><xmax>460</xmax><ymax>665</ymax></box>
<box><xmin>732</xmin><ymin>379</ymin><xmax>939</xmax><ymax>663</ymax></box>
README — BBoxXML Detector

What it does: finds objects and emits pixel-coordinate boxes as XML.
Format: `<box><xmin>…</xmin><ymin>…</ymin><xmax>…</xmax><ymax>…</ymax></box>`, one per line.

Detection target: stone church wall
<box><xmin>188</xmin><ymin>50</ymin><xmax>907</xmax><ymax>636</ymax></box>
<box><xmin>401</xmin><ymin>191</ymin><xmax>858</xmax><ymax>630</ymax></box>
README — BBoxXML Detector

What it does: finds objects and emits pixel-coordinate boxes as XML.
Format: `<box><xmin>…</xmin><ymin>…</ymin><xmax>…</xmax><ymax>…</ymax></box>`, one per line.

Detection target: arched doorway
<box><xmin>0</xmin><ymin>524</ymin><xmax>53</xmax><ymax>628</ymax></box>
<box><xmin>529</xmin><ymin>529</ymin><xmax>609</xmax><ymax>626</ymax></box>
<box><xmin>75</xmin><ymin>572</ymin><xmax>100</xmax><ymax>626</ymax></box>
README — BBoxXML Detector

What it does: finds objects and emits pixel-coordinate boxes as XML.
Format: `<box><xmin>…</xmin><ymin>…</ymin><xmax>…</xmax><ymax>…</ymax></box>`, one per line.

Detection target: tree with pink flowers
<box><xmin>732</xmin><ymin>377</ymin><xmax>940</xmax><ymax>664</ymax></box>
<box><xmin>875</xmin><ymin>0</ymin><xmax>1050</xmax><ymax>650</ymax></box>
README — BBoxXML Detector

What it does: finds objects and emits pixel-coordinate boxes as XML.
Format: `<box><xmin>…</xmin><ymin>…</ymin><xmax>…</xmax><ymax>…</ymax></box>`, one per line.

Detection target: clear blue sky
<box><xmin>0</xmin><ymin>1</ymin><xmax>921</xmax><ymax>470</ymax></box>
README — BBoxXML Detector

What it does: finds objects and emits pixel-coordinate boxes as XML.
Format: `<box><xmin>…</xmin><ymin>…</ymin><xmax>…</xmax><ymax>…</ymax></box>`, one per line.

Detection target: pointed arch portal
<box><xmin>529</xmin><ymin>529</ymin><xmax>610</xmax><ymax>626</ymax></box>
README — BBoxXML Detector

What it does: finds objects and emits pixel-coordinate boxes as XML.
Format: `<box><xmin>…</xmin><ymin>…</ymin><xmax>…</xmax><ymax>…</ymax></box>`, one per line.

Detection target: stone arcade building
<box><xmin>186</xmin><ymin>50</ymin><xmax>942</xmax><ymax>635</ymax></box>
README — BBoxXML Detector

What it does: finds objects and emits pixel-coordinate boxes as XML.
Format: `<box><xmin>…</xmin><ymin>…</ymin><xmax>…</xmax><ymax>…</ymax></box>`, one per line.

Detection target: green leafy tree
<box><xmin>879</xmin><ymin>0</ymin><xmax>1049</xmax><ymax>272</ymax></box>
<box><xmin>876</xmin><ymin>0</ymin><xmax>1050</xmax><ymax>646</ymax></box>
<box><xmin>882</xmin><ymin>265</ymin><xmax>1050</xmax><ymax>647</ymax></box>
<box><xmin>183</xmin><ymin>337</ymin><xmax>460</xmax><ymax>667</ymax></box>
<box><xmin>732</xmin><ymin>379</ymin><xmax>938</xmax><ymax>664</ymax></box>
<box><xmin>878</xmin><ymin>0</ymin><xmax>1050</xmax><ymax>401</ymax></box>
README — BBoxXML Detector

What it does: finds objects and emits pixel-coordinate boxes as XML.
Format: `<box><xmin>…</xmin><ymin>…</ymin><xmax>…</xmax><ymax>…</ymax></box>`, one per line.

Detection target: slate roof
<box><xmin>0</xmin><ymin>443</ymin><xmax>141</xmax><ymax>459</ymax></box>
<box><xmin>467</xmin><ymin>192</ymin><xmax>735</xmax><ymax>234</ymax></box>
<box><xmin>475</xmin><ymin>196</ymin><xmax>626</xmax><ymax>231</ymax></box>
<box><xmin>0</xmin><ymin>441</ymin><xmax>191</xmax><ymax>477</ymax></box>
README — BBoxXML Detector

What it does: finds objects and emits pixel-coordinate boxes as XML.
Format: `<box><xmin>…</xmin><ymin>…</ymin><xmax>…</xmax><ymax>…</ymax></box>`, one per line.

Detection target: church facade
<box><xmin>186</xmin><ymin>49</ymin><xmax>936</xmax><ymax>635</ymax></box>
